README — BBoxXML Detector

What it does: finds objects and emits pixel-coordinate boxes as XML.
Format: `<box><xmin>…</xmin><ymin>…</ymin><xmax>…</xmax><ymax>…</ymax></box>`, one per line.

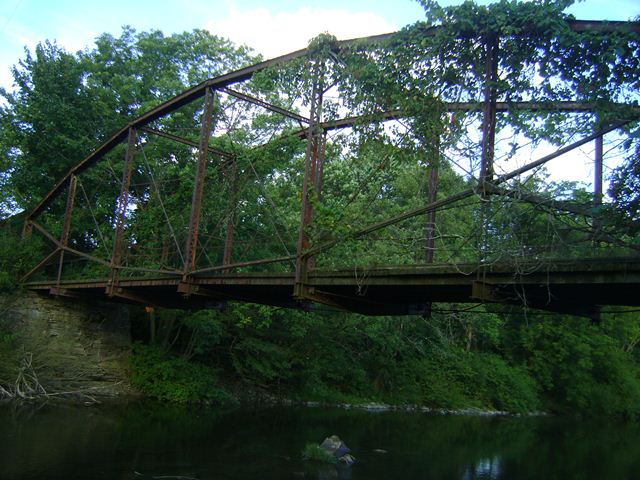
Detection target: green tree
<box><xmin>517</xmin><ymin>314</ymin><xmax>640</xmax><ymax>416</ymax></box>
<box><xmin>0</xmin><ymin>28</ymin><xmax>256</xmax><ymax>217</ymax></box>
<box><xmin>0</xmin><ymin>41</ymin><xmax>101</xmax><ymax>213</ymax></box>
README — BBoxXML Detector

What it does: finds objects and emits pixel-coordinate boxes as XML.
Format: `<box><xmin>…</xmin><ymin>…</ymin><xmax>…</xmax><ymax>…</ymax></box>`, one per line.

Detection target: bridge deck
<box><xmin>25</xmin><ymin>258</ymin><xmax>640</xmax><ymax>315</ymax></box>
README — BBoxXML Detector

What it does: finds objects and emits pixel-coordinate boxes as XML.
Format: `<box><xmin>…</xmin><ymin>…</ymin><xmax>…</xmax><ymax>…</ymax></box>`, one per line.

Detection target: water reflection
<box><xmin>463</xmin><ymin>456</ymin><xmax>502</xmax><ymax>480</ymax></box>
<box><xmin>304</xmin><ymin>463</ymin><xmax>352</xmax><ymax>480</ymax></box>
<box><xmin>1</xmin><ymin>402</ymin><xmax>639</xmax><ymax>479</ymax></box>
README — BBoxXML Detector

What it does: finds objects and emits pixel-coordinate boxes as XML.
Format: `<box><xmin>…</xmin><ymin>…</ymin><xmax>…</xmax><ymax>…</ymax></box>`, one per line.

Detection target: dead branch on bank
<box><xmin>0</xmin><ymin>351</ymin><xmax>123</xmax><ymax>403</ymax></box>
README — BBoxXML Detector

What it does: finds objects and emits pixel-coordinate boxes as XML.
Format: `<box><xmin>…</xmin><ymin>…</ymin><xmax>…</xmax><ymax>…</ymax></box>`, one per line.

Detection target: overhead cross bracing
<box><xmin>20</xmin><ymin>19</ymin><xmax>640</xmax><ymax>317</ymax></box>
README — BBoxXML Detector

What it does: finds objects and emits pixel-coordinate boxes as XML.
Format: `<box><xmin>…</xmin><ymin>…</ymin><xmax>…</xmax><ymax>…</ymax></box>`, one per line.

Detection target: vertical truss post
<box><xmin>478</xmin><ymin>35</ymin><xmax>499</xmax><ymax>265</ymax></box>
<box><xmin>222</xmin><ymin>158</ymin><xmax>238</xmax><ymax>268</ymax></box>
<box><xmin>294</xmin><ymin>61</ymin><xmax>325</xmax><ymax>299</ymax></box>
<box><xmin>56</xmin><ymin>174</ymin><xmax>78</xmax><ymax>288</ymax></box>
<box><xmin>425</xmin><ymin>136</ymin><xmax>440</xmax><ymax>264</ymax></box>
<box><xmin>315</xmin><ymin>132</ymin><xmax>327</xmax><ymax>201</ymax></box>
<box><xmin>184</xmin><ymin>86</ymin><xmax>216</xmax><ymax>277</ymax></box>
<box><xmin>107</xmin><ymin>127</ymin><xmax>136</xmax><ymax>296</ymax></box>
<box><xmin>421</xmin><ymin>130</ymin><xmax>441</xmax><ymax>319</ymax></box>
<box><xmin>308</xmin><ymin>130</ymin><xmax>328</xmax><ymax>272</ymax></box>
<box><xmin>593</xmin><ymin>131</ymin><xmax>604</xmax><ymax>240</ymax></box>
<box><xmin>480</xmin><ymin>34</ymin><xmax>499</xmax><ymax>186</ymax></box>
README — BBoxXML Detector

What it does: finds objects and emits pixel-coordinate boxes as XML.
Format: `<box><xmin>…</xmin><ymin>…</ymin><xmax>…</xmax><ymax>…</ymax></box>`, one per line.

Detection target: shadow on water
<box><xmin>1</xmin><ymin>402</ymin><xmax>640</xmax><ymax>479</ymax></box>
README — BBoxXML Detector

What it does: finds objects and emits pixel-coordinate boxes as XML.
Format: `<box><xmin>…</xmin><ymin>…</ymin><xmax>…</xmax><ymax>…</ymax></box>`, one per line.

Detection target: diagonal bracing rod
<box><xmin>141</xmin><ymin>126</ymin><xmax>234</xmax><ymax>159</ymax></box>
<box><xmin>221</xmin><ymin>87</ymin><xmax>310</xmax><ymax>125</ymax></box>
<box><xmin>305</xmin><ymin>118</ymin><xmax>637</xmax><ymax>259</ymax></box>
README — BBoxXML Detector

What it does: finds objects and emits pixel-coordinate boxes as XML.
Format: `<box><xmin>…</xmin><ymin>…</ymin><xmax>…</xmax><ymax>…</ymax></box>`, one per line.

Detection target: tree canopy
<box><xmin>0</xmin><ymin>28</ymin><xmax>256</xmax><ymax>216</ymax></box>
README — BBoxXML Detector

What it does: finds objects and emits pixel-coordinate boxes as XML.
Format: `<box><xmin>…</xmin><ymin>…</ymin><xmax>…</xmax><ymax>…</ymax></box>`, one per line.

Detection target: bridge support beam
<box><xmin>177</xmin><ymin>282</ymin><xmax>226</xmax><ymax>299</ymax></box>
<box><xmin>184</xmin><ymin>86</ymin><xmax>217</xmax><ymax>277</ymax></box>
<box><xmin>111</xmin><ymin>287</ymin><xmax>163</xmax><ymax>307</ymax></box>
<box><xmin>177</xmin><ymin>282</ymin><xmax>227</xmax><ymax>309</ymax></box>
<box><xmin>303</xmin><ymin>287</ymin><xmax>418</xmax><ymax>316</ymax></box>
<box><xmin>107</xmin><ymin>127</ymin><xmax>136</xmax><ymax>297</ymax></box>
<box><xmin>294</xmin><ymin>60</ymin><xmax>326</xmax><ymax>299</ymax></box>
<box><xmin>49</xmin><ymin>286</ymin><xmax>92</xmax><ymax>299</ymax></box>
<box><xmin>472</xmin><ymin>279</ymin><xmax>603</xmax><ymax>321</ymax></box>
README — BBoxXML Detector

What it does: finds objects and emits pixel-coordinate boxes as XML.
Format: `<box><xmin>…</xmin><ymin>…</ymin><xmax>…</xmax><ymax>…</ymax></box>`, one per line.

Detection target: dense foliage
<box><xmin>130</xmin><ymin>343</ymin><xmax>235</xmax><ymax>405</ymax></box>
<box><xmin>123</xmin><ymin>302</ymin><xmax>640</xmax><ymax>416</ymax></box>
<box><xmin>2</xmin><ymin>0</ymin><xmax>640</xmax><ymax>416</ymax></box>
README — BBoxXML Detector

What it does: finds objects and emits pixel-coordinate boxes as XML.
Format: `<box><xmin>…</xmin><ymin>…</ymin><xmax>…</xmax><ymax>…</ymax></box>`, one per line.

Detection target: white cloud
<box><xmin>205</xmin><ymin>6</ymin><xmax>396</xmax><ymax>58</ymax></box>
<box><xmin>48</xmin><ymin>12</ymin><xmax>100</xmax><ymax>54</ymax></box>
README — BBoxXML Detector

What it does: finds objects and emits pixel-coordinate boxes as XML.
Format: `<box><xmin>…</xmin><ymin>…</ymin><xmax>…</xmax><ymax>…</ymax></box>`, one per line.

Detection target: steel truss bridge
<box><xmin>20</xmin><ymin>20</ymin><xmax>640</xmax><ymax>317</ymax></box>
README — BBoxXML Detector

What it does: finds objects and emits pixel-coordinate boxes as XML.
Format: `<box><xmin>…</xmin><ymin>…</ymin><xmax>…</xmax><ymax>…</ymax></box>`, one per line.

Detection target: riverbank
<box><xmin>0</xmin><ymin>291</ymin><xmax>134</xmax><ymax>400</ymax></box>
<box><xmin>304</xmin><ymin>401</ymin><xmax>549</xmax><ymax>417</ymax></box>
<box><xmin>4</xmin><ymin>290</ymin><xmax>640</xmax><ymax>418</ymax></box>
<box><xmin>1</xmin><ymin>380</ymin><xmax>549</xmax><ymax>418</ymax></box>
<box><xmin>224</xmin><ymin>382</ymin><xmax>546</xmax><ymax>416</ymax></box>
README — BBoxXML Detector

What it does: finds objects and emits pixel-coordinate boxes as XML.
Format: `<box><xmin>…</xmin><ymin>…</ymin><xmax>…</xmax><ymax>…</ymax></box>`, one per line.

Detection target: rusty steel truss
<box><xmin>20</xmin><ymin>20</ymin><xmax>640</xmax><ymax>316</ymax></box>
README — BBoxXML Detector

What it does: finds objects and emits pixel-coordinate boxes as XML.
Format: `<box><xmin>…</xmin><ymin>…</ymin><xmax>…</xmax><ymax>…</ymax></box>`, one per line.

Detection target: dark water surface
<box><xmin>1</xmin><ymin>402</ymin><xmax>639</xmax><ymax>479</ymax></box>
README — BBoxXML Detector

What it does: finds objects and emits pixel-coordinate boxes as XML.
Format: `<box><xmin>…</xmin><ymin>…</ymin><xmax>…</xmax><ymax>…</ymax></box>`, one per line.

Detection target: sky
<box><xmin>1</xmin><ymin>0</ymin><xmax>638</xmax><ymax>94</ymax></box>
<box><xmin>0</xmin><ymin>0</ymin><xmax>638</xmax><ymax>185</ymax></box>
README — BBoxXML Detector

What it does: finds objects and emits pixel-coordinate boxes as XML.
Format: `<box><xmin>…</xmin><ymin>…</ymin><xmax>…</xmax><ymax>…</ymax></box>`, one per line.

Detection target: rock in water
<box><xmin>338</xmin><ymin>453</ymin><xmax>356</xmax><ymax>466</ymax></box>
<box><xmin>319</xmin><ymin>436</ymin><xmax>355</xmax><ymax>465</ymax></box>
<box><xmin>320</xmin><ymin>435</ymin><xmax>350</xmax><ymax>457</ymax></box>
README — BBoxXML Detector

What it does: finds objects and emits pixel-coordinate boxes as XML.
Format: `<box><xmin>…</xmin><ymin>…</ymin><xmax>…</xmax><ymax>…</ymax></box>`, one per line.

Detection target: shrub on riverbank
<box><xmin>518</xmin><ymin>316</ymin><xmax>640</xmax><ymax>418</ymax></box>
<box><xmin>130</xmin><ymin>343</ymin><xmax>236</xmax><ymax>405</ymax></box>
<box><xmin>413</xmin><ymin>350</ymin><xmax>540</xmax><ymax>413</ymax></box>
<box><xmin>126</xmin><ymin>304</ymin><xmax>640</xmax><ymax>417</ymax></box>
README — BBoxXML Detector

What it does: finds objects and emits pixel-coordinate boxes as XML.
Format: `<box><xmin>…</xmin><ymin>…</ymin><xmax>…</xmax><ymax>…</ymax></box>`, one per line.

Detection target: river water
<box><xmin>1</xmin><ymin>402</ymin><xmax>639</xmax><ymax>479</ymax></box>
